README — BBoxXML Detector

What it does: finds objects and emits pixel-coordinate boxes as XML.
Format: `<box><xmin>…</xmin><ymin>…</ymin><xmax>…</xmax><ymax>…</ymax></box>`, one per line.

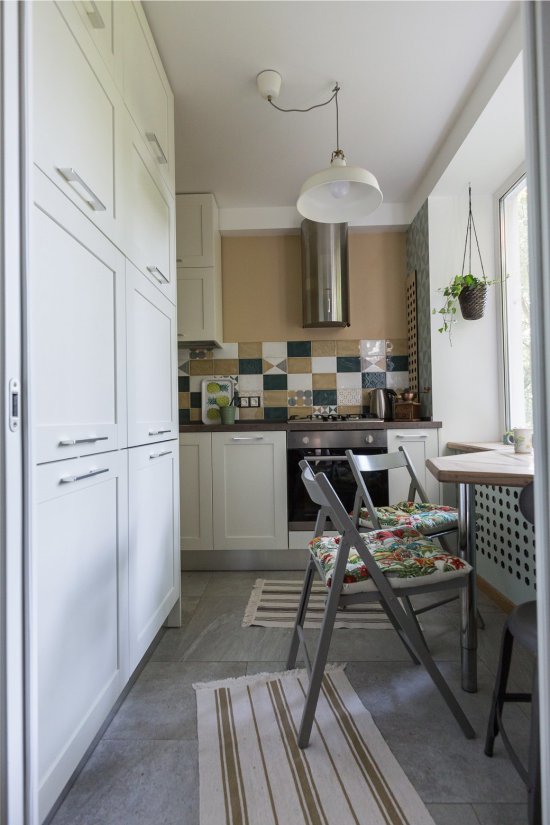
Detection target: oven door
<box><xmin>287</xmin><ymin>447</ymin><xmax>389</xmax><ymax>530</ymax></box>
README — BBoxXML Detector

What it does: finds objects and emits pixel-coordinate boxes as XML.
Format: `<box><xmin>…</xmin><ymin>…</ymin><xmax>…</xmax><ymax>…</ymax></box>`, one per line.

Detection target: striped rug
<box><xmin>195</xmin><ymin>667</ymin><xmax>435</xmax><ymax>825</ymax></box>
<box><xmin>242</xmin><ymin>578</ymin><xmax>398</xmax><ymax>630</ymax></box>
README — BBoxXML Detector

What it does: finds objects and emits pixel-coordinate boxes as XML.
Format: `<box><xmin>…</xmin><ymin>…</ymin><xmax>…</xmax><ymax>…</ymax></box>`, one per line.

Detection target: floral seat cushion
<box><xmin>358</xmin><ymin>501</ymin><xmax>458</xmax><ymax>534</ymax></box>
<box><xmin>309</xmin><ymin>527</ymin><xmax>471</xmax><ymax>595</ymax></box>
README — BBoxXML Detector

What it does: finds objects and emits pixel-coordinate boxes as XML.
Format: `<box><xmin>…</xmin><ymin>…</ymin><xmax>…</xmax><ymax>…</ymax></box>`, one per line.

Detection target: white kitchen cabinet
<box><xmin>179</xmin><ymin>433</ymin><xmax>213</xmax><ymax>552</ymax></box>
<box><xmin>30</xmin><ymin>171</ymin><xmax>127</xmax><ymax>464</ymax></box>
<box><xmin>121</xmin><ymin>1</ymin><xmax>174</xmax><ymax>190</ymax></box>
<box><xmin>126</xmin><ymin>260</ymin><xmax>178</xmax><ymax>448</ymax></box>
<box><xmin>33</xmin><ymin>451</ymin><xmax>128</xmax><ymax>821</ymax></box>
<box><xmin>387</xmin><ymin>429</ymin><xmax>440</xmax><ymax>504</ymax></box>
<box><xmin>176</xmin><ymin>193</ymin><xmax>217</xmax><ymax>267</ymax></box>
<box><xmin>33</xmin><ymin>1</ymin><xmax>121</xmax><ymax>242</ymax></box>
<box><xmin>128</xmin><ymin>442</ymin><xmax>180</xmax><ymax>671</ymax></box>
<box><xmin>177</xmin><ymin>266</ymin><xmax>223</xmax><ymax>346</ymax></box>
<box><xmin>74</xmin><ymin>0</ymin><xmax>123</xmax><ymax>87</ymax></box>
<box><xmin>212</xmin><ymin>431</ymin><xmax>288</xmax><ymax>550</ymax></box>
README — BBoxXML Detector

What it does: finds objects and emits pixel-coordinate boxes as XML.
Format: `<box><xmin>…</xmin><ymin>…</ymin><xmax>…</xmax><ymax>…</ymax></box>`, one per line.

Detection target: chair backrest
<box><xmin>519</xmin><ymin>482</ymin><xmax>535</xmax><ymax>525</ymax></box>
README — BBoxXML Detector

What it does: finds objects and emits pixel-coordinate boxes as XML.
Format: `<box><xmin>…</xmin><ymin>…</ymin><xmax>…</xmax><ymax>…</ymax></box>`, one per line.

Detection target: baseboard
<box><xmin>181</xmin><ymin>548</ymin><xmax>309</xmax><ymax>570</ymax></box>
<box><xmin>477</xmin><ymin>574</ymin><xmax>516</xmax><ymax>614</ymax></box>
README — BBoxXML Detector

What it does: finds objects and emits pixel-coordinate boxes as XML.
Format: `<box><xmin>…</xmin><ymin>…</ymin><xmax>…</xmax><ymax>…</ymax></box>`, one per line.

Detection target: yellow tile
<box><xmin>238</xmin><ymin>342</ymin><xmax>262</xmax><ymax>358</ymax></box>
<box><xmin>263</xmin><ymin>390</ymin><xmax>288</xmax><ymax>407</ymax></box>
<box><xmin>338</xmin><ymin>404</ymin><xmax>362</xmax><ymax>416</ymax></box>
<box><xmin>313</xmin><ymin>373</ymin><xmax>337</xmax><ymax>390</ymax></box>
<box><xmin>336</xmin><ymin>339</ymin><xmax>360</xmax><ymax>356</ymax></box>
<box><xmin>178</xmin><ymin>392</ymin><xmax>190</xmax><ymax>408</ymax></box>
<box><xmin>386</xmin><ymin>338</ymin><xmax>408</xmax><ymax>355</ymax></box>
<box><xmin>190</xmin><ymin>408</ymin><xmax>202</xmax><ymax>422</ymax></box>
<box><xmin>288</xmin><ymin>407</ymin><xmax>313</xmax><ymax>418</ymax></box>
<box><xmin>238</xmin><ymin>408</ymin><xmax>263</xmax><ymax>420</ymax></box>
<box><xmin>213</xmin><ymin>359</ymin><xmax>238</xmax><ymax>375</ymax></box>
<box><xmin>190</xmin><ymin>359</ymin><xmax>214</xmax><ymax>375</ymax></box>
<box><xmin>311</xmin><ymin>340</ymin><xmax>337</xmax><ymax>356</ymax></box>
<box><xmin>287</xmin><ymin>357</ymin><xmax>312</xmax><ymax>373</ymax></box>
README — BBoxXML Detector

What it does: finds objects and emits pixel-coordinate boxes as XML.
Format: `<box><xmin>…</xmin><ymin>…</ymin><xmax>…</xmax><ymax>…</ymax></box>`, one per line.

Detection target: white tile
<box><xmin>311</xmin><ymin>356</ymin><xmax>337</xmax><ymax>373</ymax></box>
<box><xmin>336</xmin><ymin>372</ymin><xmax>362</xmax><ymax>390</ymax></box>
<box><xmin>189</xmin><ymin>375</ymin><xmax>202</xmax><ymax>393</ymax></box>
<box><xmin>287</xmin><ymin>373</ymin><xmax>313</xmax><ymax>391</ymax></box>
<box><xmin>238</xmin><ymin>374</ymin><xmax>263</xmax><ymax>392</ymax></box>
<box><xmin>385</xmin><ymin>371</ymin><xmax>409</xmax><ymax>390</ymax></box>
<box><xmin>337</xmin><ymin>388</ymin><xmax>362</xmax><ymax>406</ymax></box>
<box><xmin>262</xmin><ymin>342</ymin><xmax>287</xmax><ymax>358</ymax></box>
<box><xmin>360</xmin><ymin>339</ymin><xmax>386</xmax><ymax>358</ymax></box>
<box><xmin>215</xmin><ymin>343</ymin><xmax>238</xmax><ymax>359</ymax></box>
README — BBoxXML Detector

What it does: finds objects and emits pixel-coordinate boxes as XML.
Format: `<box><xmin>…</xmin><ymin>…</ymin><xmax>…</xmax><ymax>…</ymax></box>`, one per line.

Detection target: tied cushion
<box><xmin>358</xmin><ymin>501</ymin><xmax>458</xmax><ymax>534</ymax></box>
<box><xmin>309</xmin><ymin>527</ymin><xmax>471</xmax><ymax>595</ymax></box>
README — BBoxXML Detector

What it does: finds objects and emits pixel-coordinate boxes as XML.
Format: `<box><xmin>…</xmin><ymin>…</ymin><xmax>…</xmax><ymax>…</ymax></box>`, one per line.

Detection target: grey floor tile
<box><xmin>104</xmin><ymin>661</ymin><xmax>246</xmax><ymax>741</ymax></box>
<box><xmin>427</xmin><ymin>803</ymin><xmax>481</xmax><ymax>825</ymax></box>
<box><xmin>180</xmin><ymin>571</ymin><xmax>212</xmax><ymax>600</ymax></box>
<box><xmin>50</xmin><ymin>739</ymin><xmax>198</xmax><ymax>825</ymax></box>
<box><xmin>473</xmin><ymin>803</ymin><xmax>528</xmax><ymax>824</ymax></box>
<box><xmin>246</xmin><ymin>661</ymin><xmax>287</xmax><ymax>676</ymax></box>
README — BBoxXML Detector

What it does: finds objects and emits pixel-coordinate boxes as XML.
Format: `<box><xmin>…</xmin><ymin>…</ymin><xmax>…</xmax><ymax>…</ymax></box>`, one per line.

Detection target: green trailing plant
<box><xmin>433</xmin><ymin>272</ymin><xmax>499</xmax><ymax>341</ymax></box>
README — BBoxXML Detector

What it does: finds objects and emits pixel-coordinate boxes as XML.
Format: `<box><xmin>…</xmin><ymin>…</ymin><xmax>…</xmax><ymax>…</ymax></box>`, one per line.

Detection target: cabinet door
<box><xmin>33</xmin><ymin>452</ymin><xmax>128</xmax><ymax>821</ymax></box>
<box><xmin>120</xmin><ymin>112</ymin><xmax>175</xmax><ymax>304</ymax></box>
<box><xmin>176</xmin><ymin>194</ymin><xmax>216</xmax><ymax>267</ymax></box>
<box><xmin>212</xmin><ymin>431</ymin><xmax>288</xmax><ymax>550</ymax></box>
<box><xmin>74</xmin><ymin>0</ymin><xmax>122</xmax><ymax>87</ymax></box>
<box><xmin>126</xmin><ymin>260</ymin><xmax>178</xmax><ymax>447</ymax></box>
<box><xmin>31</xmin><ymin>171</ymin><xmax>126</xmax><ymax>463</ymax></box>
<box><xmin>179</xmin><ymin>434</ymin><xmax>213</xmax><ymax>552</ymax></box>
<box><xmin>387</xmin><ymin>430</ymin><xmax>440</xmax><ymax>503</ymax></box>
<box><xmin>33</xmin><ymin>1</ymin><xmax>120</xmax><ymax>241</ymax></box>
<box><xmin>177</xmin><ymin>267</ymin><xmax>223</xmax><ymax>346</ymax></box>
<box><xmin>128</xmin><ymin>442</ymin><xmax>180</xmax><ymax>671</ymax></box>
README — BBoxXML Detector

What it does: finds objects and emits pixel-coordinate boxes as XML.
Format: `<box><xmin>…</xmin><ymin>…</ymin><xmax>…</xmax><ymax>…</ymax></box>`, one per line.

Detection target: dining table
<box><xmin>426</xmin><ymin>442</ymin><xmax>534</xmax><ymax>693</ymax></box>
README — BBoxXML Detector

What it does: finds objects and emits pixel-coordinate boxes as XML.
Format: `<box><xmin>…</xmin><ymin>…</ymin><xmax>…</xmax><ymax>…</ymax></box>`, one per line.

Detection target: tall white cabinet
<box><xmin>29</xmin><ymin>3</ymin><xmax>179</xmax><ymax>822</ymax></box>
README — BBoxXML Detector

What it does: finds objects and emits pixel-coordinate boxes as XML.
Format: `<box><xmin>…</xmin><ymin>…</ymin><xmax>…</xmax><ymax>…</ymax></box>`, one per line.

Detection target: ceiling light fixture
<box><xmin>256</xmin><ymin>70</ymin><xmax>383</xmax><ymax>223</ymax></box>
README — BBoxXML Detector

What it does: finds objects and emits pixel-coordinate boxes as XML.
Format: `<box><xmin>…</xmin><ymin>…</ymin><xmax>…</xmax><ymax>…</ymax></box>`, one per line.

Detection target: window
<box><xmin>500</xmin><ymin>174</ymin><xmax>532</xmax><ymax>428</ymax></box>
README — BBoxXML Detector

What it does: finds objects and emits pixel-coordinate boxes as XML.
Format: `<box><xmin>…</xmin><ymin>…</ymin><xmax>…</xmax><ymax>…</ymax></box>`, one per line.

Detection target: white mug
<box><xmin>505</xmin><ymin>428</ymin><xmax>533</xmax><ymax>454</ymax></box>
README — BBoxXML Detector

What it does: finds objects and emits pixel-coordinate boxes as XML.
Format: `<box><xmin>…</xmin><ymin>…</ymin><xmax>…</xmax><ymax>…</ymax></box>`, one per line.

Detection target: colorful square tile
<box><xmin>386</xmin><ymin>355</ymin><xmax>409</xmax><ymax>372</ymax></box>
<box><xmin>190</xmin><ymin>359</ymin><xmax>214</xmax><ymax>375</ymax></box>
<box><xmin>263</xmin><ymin>374</ymin><xmax>287</xmax><ymax>390</ymax></box>
<box><xmin>190</xmin><ymin>348</ymin><xmax>210</xmax><ymax>360</ymax></box>
<box><xmin>336</xmin><ymin>340</ymin><xmax>360</xmax><ymax>356</ymax></box>
<box><xmin>238</xmin><ymin>407</ymin><xmax>263</xmax><ymax>421</ymax></box>
<box><xmin>313</xmin><ymin>389</ymin><xmax>337</xmax><ymax>407</ymax></box>
<box><xmin>212</xmin><ymin>358</ymin><xmax>239</xmax><ymax>375</ymax></box>
<box><xmin>190</xmin><ymin>408</ymin><xmax>202</xmax><ymax>422</ymax></box>
<box><xmin>360</xmin><ymin>340</ymin><xmax>386</xmax><ymax>358</ymax></box>
<box><xmin>288</xmin><ymin>407</ymin><xmax>314</xmax><ymax>419</ymax></box>
<box><xmin>179</xmin><ymin>409</ymin><xmax>190</xmax><ymax>425</ymax></box>
<box><xmin>313</xmin><ymin>405</ymin><xmax>337</xmax><ymax>417</ymax></box>
<box><xmin>287</xmin><ymin>357</ymin><xmax>312</xmax><ymax>374</ymax></box>
<box><xmin>385</xmin><ymin>338</ymin><xmax>408</xmax><ymax>356</ymax></box>
<box><xmin>312</xmin><ymin>373</ymin><xmax>337</xmax><ymax>390</ymax></box>
<box><xmin>178</xmin><ymin>360</ymin><xmax>190</xmax><ymax>377</ymax></box>
<box><xmin>238</xmin><ymin>358</ymin><xmax>263</xmax><ymax>374</ymax></box>
<box><xmin>178</xmin><ymin>392</ymin><xmax>190</xmax><ymax>408</ymax></box>
<box><xmin>311</xmin><ymin>340</ymin><xmax>337</xmax><ymax>356</ymax></box>
<box><xmin>362</xmin><ymin>373</ymin><xmax>387</xmax><ymax>389</ymax></box>
<box><xmin>190</xmin><ymin>392</ymin><xmax>202</xmax><ymax>409</ymax></box>
<box><xmin>263</xmin><ymin>390</ymin><xmax>288</xmax><ymax>407</ymax></box>
<box><xmin>287</xmin><ymin>341</ymin><xmax>311</xmax><ymax>357</ymax></box>
<box><xmin>262</xmin><ymin>342</ymin><xmax>287</xmax><ymax>358</ymax></box>
<box><xmin>312</xmin><ymin>356</ymin><xmax>337</xmax><ymax>373</ymax></box>
<box><xmin>337</xmin><ymin>356</ymin><xmax>361</xmax><ymax>373</ymax></box>
<box><xmin>238</xmin><ymin>374</ymin><xmax>263</xmax><ymax>392</ymax></box>
<box><xmin>264</xmin><ymin>407</ymin><xmax>287</xmax><ymax>421</ymax></box>
<box><xmin>386</xmin><ymin>371</ymin><xmax>409</xmax><ymax>391</ymax></box>
<box><xmin>361</xmin><ymin>356</ymin><xmax>386</xmax><ymax>373</ymax></box>
<box><xmin>178</xmin><ymin>376</ymin><xmax>190</xmax><ymax>392</ymax></box>
<box><xmin>288</xmin><ymin>389</ymin><xmax>313</xmax><ymax>408</ymax></box>
<box><xmin>336</xmin><ymin>372</ymin><xmax>362</xmax><ymax>390</ymax></box>
<box><xmin>287</xmin><ymin>373</ymin><xmax>313</xmax><ymax>391</ymax></box>
<box><xmin>337</xmin><ymin>388</ymin><xmax>362</xmax><ymax>407</ymax></box>
<box><xmin>238</xmin><ymin>342</ymin><xmax>262</xmax><ymax>358</ymax></box>
<box><xmin>263</xmin><ymin>357</ymin><xmax>287</xmax><ymax>375</ymax></box>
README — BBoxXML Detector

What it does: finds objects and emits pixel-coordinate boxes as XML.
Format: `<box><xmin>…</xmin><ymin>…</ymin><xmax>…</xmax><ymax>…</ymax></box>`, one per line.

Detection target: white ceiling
<box><xmin>143</xmin><ymin>0</ymin><xmax>519</xmax><ymax>216</ymax></box>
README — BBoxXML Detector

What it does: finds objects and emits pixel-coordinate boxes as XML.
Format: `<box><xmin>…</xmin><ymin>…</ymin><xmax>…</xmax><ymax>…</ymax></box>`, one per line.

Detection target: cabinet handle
<box><xmin>60</xmin><ymin>467</ymin><xmax>109</xmax><ymax>484</ymax></box>
<box><xmin>85</xmin><ymin>1</ymin><xmax>105</xmax><ymax>29</ymax></box>
<box><xmin>56</xmin><ymin>168</ymin><xmax>106</xmax><ymax>212</ymax></box>
<box><xmin>149</xmin><ymin>450</ymin><xmax>171</xmax><ymax>459</ymax></box>
<box><xmin>395</xmin><ymin>434</ymin><xmax>428</xmax><ymax>440</ymax></box>
<box><xmin>147</xmin><ymin>265</ymin><xmax>168</xmax><ymax>284</ymax></box>
<box><xmin>149</xmin><ymin>428</ymin><xmax>171</xmax><ymax>436</ymax></box>
<box><xmin>58</xmin><ymin>436</ymin><xmax>109</xmax><ymax>447</ymax></box>
<box><xmin>231</xmin><ymin>436</ymin><xmax>264</xmax><ymax>442</ymax></box>
<box><xmin>146</xmin><ymin>132</ymin><xmax>168</xmax><ymax>165</ymax></box>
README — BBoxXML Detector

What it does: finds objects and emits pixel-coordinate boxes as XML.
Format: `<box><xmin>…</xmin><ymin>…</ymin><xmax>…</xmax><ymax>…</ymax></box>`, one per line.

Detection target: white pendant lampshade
<box><xmin>297</xmin><ymin>153</ymin><xmax>383</xmax><ymax>223</ymax></box>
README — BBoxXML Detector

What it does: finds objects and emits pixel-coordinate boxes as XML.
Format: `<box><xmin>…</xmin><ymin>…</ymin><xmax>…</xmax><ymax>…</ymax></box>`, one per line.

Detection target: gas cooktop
<box><xmin>287</xmin><ymin>413</ymin><xmax>384</xmax><ymax>424</ymax></box>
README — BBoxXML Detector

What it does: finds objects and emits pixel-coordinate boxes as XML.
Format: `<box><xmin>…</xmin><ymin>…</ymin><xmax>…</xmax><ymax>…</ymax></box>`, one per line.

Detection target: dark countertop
<box><xmin>179</xmin><ymin>420</ymin><xmax>442</xmax><ymax>433</ymax></box>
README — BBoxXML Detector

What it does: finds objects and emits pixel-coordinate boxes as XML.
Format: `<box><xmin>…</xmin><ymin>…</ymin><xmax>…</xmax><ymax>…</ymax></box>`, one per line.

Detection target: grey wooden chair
<box><xmin>287</xmin><ymin>460</ymin><xmax>475</xmax><ymax>748</ymax></box>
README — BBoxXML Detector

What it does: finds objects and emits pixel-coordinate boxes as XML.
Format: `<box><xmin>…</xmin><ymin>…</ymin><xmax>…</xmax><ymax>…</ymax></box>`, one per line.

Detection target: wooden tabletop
<box><xmin>426</xmin><ymin>449</ymin><xmax>534</xmax><ymax>487</ymax></box>
<box><xmin>447</xmin><ymin>440</ymin><xmax>512</xmax><ymax>454</ymax></box>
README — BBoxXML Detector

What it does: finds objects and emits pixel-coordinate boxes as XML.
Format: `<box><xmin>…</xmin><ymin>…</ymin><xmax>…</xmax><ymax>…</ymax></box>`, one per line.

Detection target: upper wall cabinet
<box><xmin>74</xmin><ymin>0</ymin><xmax>123</xmax><ymax>87</ymax></box>
<box><xmin>32</xmin><ymin>1</ymin><xmax>122</xmax><ymax>243</ymax></box>
<box><xmin>176</xmin><ymin>193</ymin><xmax>217</xmax><ymax>267</ymax></box>
<box><xmin>121</xmin><ymin>1</ymin><xmax>175</xmax><ymax>193</ymax></box>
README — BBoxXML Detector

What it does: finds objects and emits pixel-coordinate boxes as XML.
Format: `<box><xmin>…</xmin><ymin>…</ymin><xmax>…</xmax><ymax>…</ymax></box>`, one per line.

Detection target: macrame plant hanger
<box><xmin>458</xmin><ymin>185</ymin><xmax>488</xmax><ymax>320</ymax></box>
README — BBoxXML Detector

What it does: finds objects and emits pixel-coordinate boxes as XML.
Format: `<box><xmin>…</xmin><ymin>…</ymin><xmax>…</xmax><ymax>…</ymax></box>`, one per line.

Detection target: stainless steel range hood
<box><xmin>301</xmin><ymin>219</ymin><xmax>350</xmax><ymax>327</ymax></box>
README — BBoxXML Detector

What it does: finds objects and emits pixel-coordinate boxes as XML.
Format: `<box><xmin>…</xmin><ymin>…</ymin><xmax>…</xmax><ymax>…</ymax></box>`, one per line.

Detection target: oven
<box><xmin>287</xmin><ymin>429</ymin><xmax>388</xmax><ymax>530</ymax></box>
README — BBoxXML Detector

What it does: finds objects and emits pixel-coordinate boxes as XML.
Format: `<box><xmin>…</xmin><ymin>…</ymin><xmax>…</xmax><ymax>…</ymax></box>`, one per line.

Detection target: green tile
<box><xmin>263</xmin><ymin>374</ymin><xmax>288</xmax><ymax>390</ymax></box>
<box><xmin>337</xmin><ymin>356</ymin><xmax>361</xmax><ymax>372</ymax></box>
<box><xmin>287</xmin><ymin>341</ymin><xmax>311</xmax><ymax>357</ymax></box>
<box><xmin>179</xmin><ymin>409</ymin><xmax>190</xmax><ymax>425</ymax></box>
<box><xmin>386</xmin><ymin>355</ymin><xmax>409</xmax><ymax>372</ymax></box>
<box><xmin>238</xmin><ymin>358</ymin><xmax>263</xmax><ymax>374</ymax></box>
<box><xmin>178</xmin><ymin>376</ymin><xmax>190</xmax><ymax>392</ymax></box>
<box><xmin>312</xmin><ymin>389</ymin><xmax>337</xmax><ymax>407</ymax></box>
<box><xmin>264</xmin><ymin>407</ymin><xmax>287</xmax><ymax>421</ymax></box>
<box><xmin>190</xmin><ymin>392</ymin><xmax>202</xmax><ymax>408</ymax></box>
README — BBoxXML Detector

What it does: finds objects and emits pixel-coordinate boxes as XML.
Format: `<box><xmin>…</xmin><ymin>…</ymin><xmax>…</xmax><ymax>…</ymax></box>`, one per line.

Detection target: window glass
<box><xmin>500</xmin><ymin>175</ymin><xmax>531</xmax><ymax>428</ymax></box>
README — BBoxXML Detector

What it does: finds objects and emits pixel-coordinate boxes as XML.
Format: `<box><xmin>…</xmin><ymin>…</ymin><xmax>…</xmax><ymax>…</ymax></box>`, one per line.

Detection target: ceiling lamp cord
<box><xmin>267</xmin><ymin>83</ymin><xmax>345</xmax><ymax>162</ymax></box>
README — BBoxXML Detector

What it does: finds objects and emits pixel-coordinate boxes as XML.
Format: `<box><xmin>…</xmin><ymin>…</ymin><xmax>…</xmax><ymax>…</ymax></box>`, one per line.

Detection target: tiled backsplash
<box><xmin>178</xmin><ymin>339</ymin><xmax>409</xmax><ymax>424</ymax></box>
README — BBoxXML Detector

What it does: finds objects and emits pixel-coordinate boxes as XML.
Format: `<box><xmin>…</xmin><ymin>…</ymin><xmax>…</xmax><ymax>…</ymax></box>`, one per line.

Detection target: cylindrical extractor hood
<box><xmin>301</xmin><ymin>219</ymin><xmax>350</xmax><ymax>327</ymax></box>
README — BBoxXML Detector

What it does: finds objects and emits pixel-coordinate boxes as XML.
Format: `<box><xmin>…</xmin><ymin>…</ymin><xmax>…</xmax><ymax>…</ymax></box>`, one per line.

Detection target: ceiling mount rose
<box><xmin>256</xmin><ymin>70</ymin><xmax>383</xmax><ymax>223</ymax></box>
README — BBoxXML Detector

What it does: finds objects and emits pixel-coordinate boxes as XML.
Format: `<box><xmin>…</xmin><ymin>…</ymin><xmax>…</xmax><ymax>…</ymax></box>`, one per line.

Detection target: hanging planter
<box><xmin>433</xmin><ymin>185</ymin><xmax>499</xmax><ymax>343</ymax></box>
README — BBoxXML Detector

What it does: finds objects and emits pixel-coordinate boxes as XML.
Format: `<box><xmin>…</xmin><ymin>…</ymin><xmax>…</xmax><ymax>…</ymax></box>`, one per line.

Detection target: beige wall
<box><xmin>221</xmin><ymin>232</ymin><xmax>407</xmax><ymax>342</ymax></box>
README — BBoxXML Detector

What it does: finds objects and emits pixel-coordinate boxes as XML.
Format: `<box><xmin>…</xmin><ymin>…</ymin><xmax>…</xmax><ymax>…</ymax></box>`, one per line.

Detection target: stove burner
<box><xmin>288</xmin><ymin>413</ymin><xmax>380</xmax><ymax>423</ymax></box>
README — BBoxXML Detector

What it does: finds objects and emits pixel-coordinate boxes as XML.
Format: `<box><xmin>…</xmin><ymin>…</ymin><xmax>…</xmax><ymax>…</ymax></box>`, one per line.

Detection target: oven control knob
<box><xmin>302</xmin><ymin>436</ymin><xmax>309</xmax><ymax>445</ymax></box>
<box><xmin>365</xmin><ymin>434</ymin><xmax>374</xmax><ymax>444</ymax></box>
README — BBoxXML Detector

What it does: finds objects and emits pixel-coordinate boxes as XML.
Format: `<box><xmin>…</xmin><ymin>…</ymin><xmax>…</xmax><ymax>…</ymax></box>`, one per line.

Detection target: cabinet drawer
<box><xmin>126</xmin><ymin>261</ymin><xmax>178</xmax><ymax>447</ymax></box>
<box><xmin>31</xmin><ymin>172</ymin><xmax>126</xmax><ymax>464</ymax></box>
<box><xmin>32</xmin><ymin>1</ymin><xmax>120</xmax><ymax>240</ymax></box>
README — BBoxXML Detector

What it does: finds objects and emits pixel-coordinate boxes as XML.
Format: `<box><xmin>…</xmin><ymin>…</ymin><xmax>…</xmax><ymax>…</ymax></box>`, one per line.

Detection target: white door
<box><xmin>212</xmin><ymin>431</ymin><xmax>288</xmax><ymax>550</ymax></box>
<box><xmin>33</xmin><ymin>452</ymin><xmax>128</xmax><ymax>822</ymax></box>
<box><xmin>30</xmin><ymin>172</ymin><xmax>126</xmax><ymax>463</ymax></box>
<box><xmin>387</xmin><ymin>430</ymin><xmax>440</xmax><ymax>503</ymax></box>
<box><xmin>128</xmin><ymin>442</ymin><xmax>180</xmax><ymax>671</ymax></box>
<box><xmin>175</xmin><ymin>193</ymin><xmax>215</xmax><ymax>267</ymax></box>
<box><xmin>177</xmin><ymin>267</ymin><xmax>219</xmax><ymax>344</ymax></box>
<box><xmin>126</xmin><ymin>260</ymin><xmax>178</xmax><ymax>448</ymax></box>
<box><xmin>179</xmin><ymin>433</ymin><xmax>213</xmax><ymax>552</ymax></box>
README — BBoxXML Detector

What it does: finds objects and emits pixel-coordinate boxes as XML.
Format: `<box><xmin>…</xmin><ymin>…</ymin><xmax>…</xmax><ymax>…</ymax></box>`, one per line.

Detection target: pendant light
<box><xmin>257</xmin><ymin>71</ymin><xmax>383</xmax><ymax>223</ymax></box>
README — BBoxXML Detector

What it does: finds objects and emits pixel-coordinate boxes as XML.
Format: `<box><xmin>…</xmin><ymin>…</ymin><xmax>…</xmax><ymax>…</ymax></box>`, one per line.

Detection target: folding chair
<box><xmin>287</xmin><ymin>460</ymin><xmax>475</xmax><ymax>748</ymax></box>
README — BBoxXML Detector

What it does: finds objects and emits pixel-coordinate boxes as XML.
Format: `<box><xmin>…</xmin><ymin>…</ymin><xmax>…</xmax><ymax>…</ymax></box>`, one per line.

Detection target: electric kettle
<box><xmin>369</xmin><ymin>388</ymin><xmax>397</xmax><ymax>421</ymax></box>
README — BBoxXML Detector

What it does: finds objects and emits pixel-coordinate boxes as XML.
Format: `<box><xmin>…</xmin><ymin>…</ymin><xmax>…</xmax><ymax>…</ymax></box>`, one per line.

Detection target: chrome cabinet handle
<box><xmin>149</xmin><ymin>450</ymin><xmax>171</xmax><ymax>459</ymax></box>
<box><xmin>86</xmin><ymin>1</ymin><xmax>105</xmax><ymax>29</ymax></box>
<box><xmin>58</xmin><ymin>436</ymin><xmax>109</xmax><ymax>447</ymax></box>
<box><xmin>147</xmin><ymin>265</ymin><xmax>168</xmax><ymax>284</ymax></box>
<box><xmin>395</xmin><ymin>434</ymin><xmax>428</xmax><ymax>440</ymax></box>
<box><xmin>231</xmin><ymin>436</ymin><xmax>264</xmax><ymax>442</ymax></box>
<box><xmin>60</xmin><ymin>467</ymin><xmax>109</xmax><ymax>484</ymax></box>
<box><xmin>146</xmin><ymin>133</ymin><xmax>168</xmax><ymax>165</ymax></box>
<box><xmin>149</xmin><ymin>428</ymin><xmax>171</xmax><ymax>436</ymax></box>
<box><xmin>57</xmin><ymin>168</ymin><xmax>106</xmax><ymax>211</ymax></box>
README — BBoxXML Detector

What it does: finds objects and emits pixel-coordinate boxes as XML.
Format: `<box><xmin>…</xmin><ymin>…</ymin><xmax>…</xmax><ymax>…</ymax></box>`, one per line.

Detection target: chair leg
<box><xmin>484</xmin><ymin>624</ymin><xmax>514</xmax><ymax>756</ymax></box>
<box><xmin>382</xmin><ymin>598</ymin><xmax>421</xmax><ymax>665</ymax></box>
<box><xmin>528</xmin><ymin>663</ymin><xmax>541</xmax><ymax>825</ymax></box>
<box><xmin>402</xmin><ymin>596</ymin><xmax>428</xmax><ymax>650</ymax></box>
<box><xmin>286</xmin><ymin>559</ymin><xmax>316</xmax><ymax>670</ymax></box>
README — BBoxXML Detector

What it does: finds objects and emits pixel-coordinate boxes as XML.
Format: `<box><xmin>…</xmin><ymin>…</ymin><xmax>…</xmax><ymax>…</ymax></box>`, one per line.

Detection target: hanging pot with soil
<box><xmin>458</xmin><ymin>284</ymin><xmax>488</xmax><ymax>320</ymax></box>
